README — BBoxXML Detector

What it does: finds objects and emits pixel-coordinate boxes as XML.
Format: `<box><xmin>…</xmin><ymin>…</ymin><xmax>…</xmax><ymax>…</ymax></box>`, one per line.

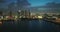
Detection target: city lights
<box><xmin>0</xmin><ymin>0</ymin><xmax>60</xmax><ymax>32</ymax></box>
<box><xmin>38</xmin><ymin>16</ymin><xmax>43</xmax><ymax>19</ymax></box>
<box><xmin>0</xmin><ymin>16</ymin><xmax>3</xmax><ymax>20</ymax></box>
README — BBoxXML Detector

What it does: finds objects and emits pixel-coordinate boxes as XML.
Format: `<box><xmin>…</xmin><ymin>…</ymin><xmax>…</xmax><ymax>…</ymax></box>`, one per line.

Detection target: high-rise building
<box><xmin>8</xmin><ymin>0</ymin><xmax>31</xmax><ymax>18</ymax></box>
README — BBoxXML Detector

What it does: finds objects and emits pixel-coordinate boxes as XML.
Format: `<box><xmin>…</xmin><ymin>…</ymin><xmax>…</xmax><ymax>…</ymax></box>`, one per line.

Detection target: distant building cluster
<box><xmin>30</xmin><ymin>2</ymin><xmax>60</xmax><ymax>13</ymax></box>
<box><xmin>0</xmin><ymin>0</ymin><xmax>60</xmax><ymax>19</ymax></box>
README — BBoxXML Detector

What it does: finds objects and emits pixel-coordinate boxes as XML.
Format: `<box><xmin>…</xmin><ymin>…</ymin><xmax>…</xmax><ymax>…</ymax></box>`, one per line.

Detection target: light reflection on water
<box><xmin>2</xmin><ymin>19</ymin><xmax>60</xmax><ymax>32</ymax></box>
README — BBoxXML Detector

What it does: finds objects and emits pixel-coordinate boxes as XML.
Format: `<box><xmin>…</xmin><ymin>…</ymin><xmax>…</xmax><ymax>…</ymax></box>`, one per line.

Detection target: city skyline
<box><xmin>0</xmin><ymin>0</ymin><xmax>60</xmax><ymax>13</ymax></box>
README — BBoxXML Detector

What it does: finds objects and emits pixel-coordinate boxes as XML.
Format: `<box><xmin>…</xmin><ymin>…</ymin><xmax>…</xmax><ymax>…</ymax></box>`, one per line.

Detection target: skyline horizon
<box><xmin>0</xmin><ymin>0</ymin><xmax>60</xmax><ymax>8</ymax></box>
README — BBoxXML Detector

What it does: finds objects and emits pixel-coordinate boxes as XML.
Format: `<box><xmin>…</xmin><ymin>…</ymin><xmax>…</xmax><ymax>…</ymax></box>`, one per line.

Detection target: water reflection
<box><xmin>2</xmin><ymin>19</ymin><xmax>60</xmax><ymax>32</ymax></box>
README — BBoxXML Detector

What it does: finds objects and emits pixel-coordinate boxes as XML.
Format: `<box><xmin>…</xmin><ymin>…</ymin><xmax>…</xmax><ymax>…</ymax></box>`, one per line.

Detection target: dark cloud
<box><xmin>46</xmin><ymin>2</ymin><xmax>60</xmax><ymax>8</ymax></box>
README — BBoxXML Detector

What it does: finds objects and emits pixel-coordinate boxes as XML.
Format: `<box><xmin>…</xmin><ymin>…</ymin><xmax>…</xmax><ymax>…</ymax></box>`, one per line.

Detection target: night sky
<box><xmin>29</xmin><ymin>0</ymin><xmax>60</xmax><ymax>7</ymax></box>
<box><xmin>0</xmin><ymin>0</ymin><xmax>60</xmax><ymax>8</ymax></box>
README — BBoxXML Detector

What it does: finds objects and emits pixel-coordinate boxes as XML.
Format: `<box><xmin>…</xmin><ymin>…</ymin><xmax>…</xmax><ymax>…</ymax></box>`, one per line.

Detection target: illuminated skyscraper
<box><xmin>8</xmin><ymin>0</ymin><xmax>31</xmax><ymax>18</ymax></box>
<box><xmin>17</xmin><ymin>0</ymin><xmax>31</xmax><ymax>18</ymax></box>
